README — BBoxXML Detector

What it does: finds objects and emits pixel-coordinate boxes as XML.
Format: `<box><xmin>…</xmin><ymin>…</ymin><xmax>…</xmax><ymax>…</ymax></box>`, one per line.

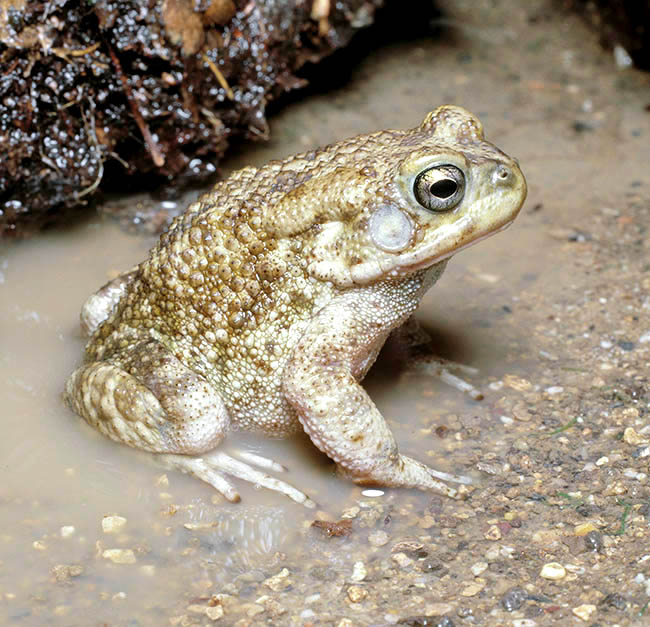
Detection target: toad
<box><xmin>65</xmin><ymin>106</ymin><xmax>526</xmax><ymax>506</ymax></box>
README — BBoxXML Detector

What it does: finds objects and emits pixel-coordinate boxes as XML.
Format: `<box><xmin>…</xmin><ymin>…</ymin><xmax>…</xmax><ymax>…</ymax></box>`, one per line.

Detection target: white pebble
<box><xmin>102</xmin><ymin>549</ymin><xmax>136</xmax><ymax>564</ymax></box>
<box><xmin>540</xmin><ymin>562</ymin><xmax>566</xmax><ymax>580</ymax></box>
<box><xmin>361</xmin><ymin>489</ymin><xmax>384</xmax><ymax>497</ymax></box>
<box><xmin>595</xmin><ymin>456</ymin><xmax>609</xmax><ymax>466</ymax></box>
<box><xmin>102</xmin><ymin>516</ymin><xmax>127</xmax><ymax>534</ymax></box>
<box><xmin>351</xmin><ymin>561</ymin><xmax>367</xmax><ymax>582</ymax></box>
<box><xmin>500</xmin><ymin>546</ymin><xmax>515</xmax><ymax>558</ymax></box>
<box><xmin>471</xmin><ymin>561</ymin><xmax>488</xmax><ymax>576</ymax></box>
<box><xmin>60</xmin><ymin>526</ymin><xmax>75</xmax><ymax>538</ymax></box>
<box><xmin>545</xmin><ymin>386</ymin><xmax>564</xmax><ymax>395</ymax></box>
<box><xmin>572</xmin><ymin>603</ymin><xmax>596</xmax><ymax>621</ymax></box>
<box><xmin>613</xmin><ymin>44</ymin><xmax>633</xmax><ymax>68</ymax></box>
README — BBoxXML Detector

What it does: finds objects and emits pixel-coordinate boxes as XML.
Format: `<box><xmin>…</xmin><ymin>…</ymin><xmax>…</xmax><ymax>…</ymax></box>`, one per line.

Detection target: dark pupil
<box><xmin>429</xmin><ymin>179</ymin><xmax>457</xmax><ymax>199</ymax></box>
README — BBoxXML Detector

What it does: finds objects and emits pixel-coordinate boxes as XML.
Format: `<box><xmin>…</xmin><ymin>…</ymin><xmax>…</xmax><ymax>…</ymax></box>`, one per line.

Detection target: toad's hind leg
<box><xmin>80</xmin><ymin>268</ymin><xmax>138</xmax><ymax>336</ymax></box>
<box><xmin>64</xmin><ymin>339</ymin><xmax>312</xmax><ymax>505</ymax></box>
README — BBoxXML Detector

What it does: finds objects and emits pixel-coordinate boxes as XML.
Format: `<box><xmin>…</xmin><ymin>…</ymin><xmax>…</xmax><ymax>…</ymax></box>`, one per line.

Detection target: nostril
<box><xmin>493</xmin><ymin>165</ymin><xmax>511</xmax><ymax>184</ymax></box>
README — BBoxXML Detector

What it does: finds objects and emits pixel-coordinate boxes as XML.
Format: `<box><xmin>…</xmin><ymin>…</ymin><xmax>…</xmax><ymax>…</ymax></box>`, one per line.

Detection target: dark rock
<box><xmin>584</xmin><ymin>530</ymin><xmax>605</xmax><ymax>552</ymax></box>
<box><xmin>0</xmin><ymin>0</ymin><xmax>387</xmax><ymax>236</ymax></box>
<box><xmin>502</xmin><ymin>586</ymin><xmax>529</xmax><ymax>611</ymax></box>
<box><xmin>600</xmin><ymin>592</ymin><xmax>628</xmax><ymax>610</ymax></box>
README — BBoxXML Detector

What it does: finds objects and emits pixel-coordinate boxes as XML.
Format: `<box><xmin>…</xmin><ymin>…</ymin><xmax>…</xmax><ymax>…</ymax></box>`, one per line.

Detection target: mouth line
<box><xmin>396</xmin><ymin>218</ymin><xmax>516</xmax><ymax>273</ymax></box>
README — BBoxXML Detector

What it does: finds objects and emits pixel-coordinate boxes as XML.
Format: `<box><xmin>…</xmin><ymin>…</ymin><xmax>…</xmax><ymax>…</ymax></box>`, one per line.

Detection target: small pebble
<box><xmin>635</xmin><ymin>446</ymin><xmax>650</xmax><ymax>458</ymax></box>
<box><xmin>340</xmin><ymin>506</ymin><xmax>360</xmax><ymax>519</ymax></box>
<box><xmin>574</xmin><ymin>522</ymin><xmax>597</xmax><ymax>536</ymax></box>
<box><xmin>102</xmin><ymin>515</ymin><xmax>127</xmax><ymax>534</ymax></box>
<box><xmin>484</xmin><ymin>525</ymin><xmax>502</xmax><ymax>541</ymax></box>
<box><xmin>501</xmin><ymin>586</ymin><xmax>528</xmax><ymax>611</ymax></box>
<box><xmin>102</xmin><ymin>549</ymin><xmax>136</xmax><ymax>564</ymax></box>
<box><xmin>595</xmin><ymin>456</ymin><xmax>609</xmax><ymax>466</ymax></box>
<box><xmin>584</xmin><ymin>530</ymin><xmax>604</xmax><ymax>552</ymax></box>
<box><xmin>368</xmin><ymin>530</ymin><xmax>389</xmax><ymax>547</ymax></box>
<box><xmin>262</xmin><ymin>568</ymin><xmax>291</xmax><ymax>591</ymax></box>
<box><xmin>572</xmin><ymin>603</ymin><xmax>596</xmax><ymax>621</ymax></box>
<box><xmin>461</xmin><ymin>582</ymin><xmax>484</xmax><ymax>597</ymax></box>
<box><xmin>623</xmin><ymin>428</ymin><xmax>646</xmax><ymax>445</ymax></box>
<box><xmin>600</xmin><ymin>592</ymin><xmax>627</xmax><ymax>610</ymax></box>
<box><xmin>540</xmin><ymin>562</ymin><xmax>566</xmax><ymax>580</ymax></box>
<box><xmin>392</xmin><ymin>552</ymin><xmax>413</xmax><ymax>568</ymax></box>
<box><xmin>347</xmin><ymin>585</ymin><xmax>367</xmax><ymax>603</ymax></box>
<box><xmin>545</xmin><ymin>386</ymin><xmax>564</xmax><ymax>395</ymax></box>
<box><xmin>361</xmin><ymin>489</ymin><xmax>384</xmax><ymax>497</ymax></box>
<box><xmin>424</xmin><ymin>602</ymin><xmax>454</xmax><ymax>616</ymax></box>
<box><xmin>205</xmin><ymin>604</ymin><xmax>224</xmax><ymax>620</ymax></box>
<box><xmin>512</xmin><ymin>621</ymin><xmax>537</xmax><ymax>627</ymax></box>
<box><xmin>351</xmin><ymin>561</ymin><xmax>367</xmax><ymax>582</ymax></box>
<box><xmin>51</xmin><ymin>564</ymin><xmax>83</xmax><ymax>582</ymax></box>
<box><xmin>60</xmin><ymin>526</ymin><xmax>75</xmax><ymax>538</ymax></box>
<box><xmin>470</xmin><ymin>562</ymin><xmax>488</xmax><ymax>576</ymax></box>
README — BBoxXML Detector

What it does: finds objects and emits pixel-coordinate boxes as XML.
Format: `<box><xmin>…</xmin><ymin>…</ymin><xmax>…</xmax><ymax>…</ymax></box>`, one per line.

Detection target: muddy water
<box><xmin>2</xmin><ymin>0</ymin><xmax>650</xmax><ymax>624</ymax></box>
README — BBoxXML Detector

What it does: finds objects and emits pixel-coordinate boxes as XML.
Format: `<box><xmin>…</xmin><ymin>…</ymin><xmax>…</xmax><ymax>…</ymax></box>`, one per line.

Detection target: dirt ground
<box><xmin>1</xmin><ymin>0</ymin><xmax>649</xmax><ymax>625</ymax></box>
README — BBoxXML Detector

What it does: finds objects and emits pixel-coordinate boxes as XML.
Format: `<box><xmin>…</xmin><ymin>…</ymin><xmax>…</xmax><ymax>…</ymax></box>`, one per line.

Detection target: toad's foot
<box><xmin>411</xmin><ymin>356</ymin><xmax>484</xmax><ymax>400</ymax></box>
<box><xmin>342</xmin><ymin>454</ymin><xmax>472</xmax><ymax>500</ymax></box>
<box><xmin>388</xmin><ymin>317</ymin><xmax>484</xmax><ymax>400</ymax></box>
<box><xmin>160</xmin><ymin>451</ymin><xmax>316</xmax><ymax>508</ymax></box>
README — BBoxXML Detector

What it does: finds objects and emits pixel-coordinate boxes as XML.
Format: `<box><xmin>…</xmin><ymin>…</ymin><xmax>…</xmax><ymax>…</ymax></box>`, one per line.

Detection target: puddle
<box><xmin>2</xmin><ymin>0</ymin><xmax>650</xmax><ymax>623</ymax></box>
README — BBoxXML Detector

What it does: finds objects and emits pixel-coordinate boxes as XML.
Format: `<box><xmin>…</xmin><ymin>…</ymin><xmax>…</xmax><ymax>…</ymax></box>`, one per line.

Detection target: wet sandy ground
<box><xmin>2</xmin><ymin>0</ymin><xmax>650</xmax><ymax>624</ymax></box>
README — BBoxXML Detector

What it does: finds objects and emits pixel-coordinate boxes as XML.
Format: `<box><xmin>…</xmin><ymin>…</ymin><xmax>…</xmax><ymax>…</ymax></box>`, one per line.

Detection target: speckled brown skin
<box><xmin>65</xmin><ymin>106</ymin><xmax>527</xmax><ymax>505</ymax></box>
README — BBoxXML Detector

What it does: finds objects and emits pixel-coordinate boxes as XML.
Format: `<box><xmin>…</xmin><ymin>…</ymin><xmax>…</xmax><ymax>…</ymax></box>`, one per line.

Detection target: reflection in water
<box><xmin>183</xmin><ymin>503</ymin><xmax>293</xmax><ymax>575</ymax></box>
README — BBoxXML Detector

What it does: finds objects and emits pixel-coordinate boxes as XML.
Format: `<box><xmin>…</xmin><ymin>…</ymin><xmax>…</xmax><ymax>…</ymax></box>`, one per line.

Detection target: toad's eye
<box><xmin>413</xmin><ymin>164</ymin><xmax>465</xmax><ymax>212</ymax></box>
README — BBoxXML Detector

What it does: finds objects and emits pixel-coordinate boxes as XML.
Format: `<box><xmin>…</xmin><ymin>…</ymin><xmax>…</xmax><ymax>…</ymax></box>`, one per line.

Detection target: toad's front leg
<box><xmin>283</xmin><ymin>294</ymin><xmax>471</xmax><ymax>499</ymax></box>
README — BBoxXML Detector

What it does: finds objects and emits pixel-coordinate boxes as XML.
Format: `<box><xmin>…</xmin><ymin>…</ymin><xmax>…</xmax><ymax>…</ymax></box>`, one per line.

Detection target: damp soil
<box><xmin>1</xmin><ymin>0</ymin><xmax>649</xmax><ymax>625</ymax></box>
